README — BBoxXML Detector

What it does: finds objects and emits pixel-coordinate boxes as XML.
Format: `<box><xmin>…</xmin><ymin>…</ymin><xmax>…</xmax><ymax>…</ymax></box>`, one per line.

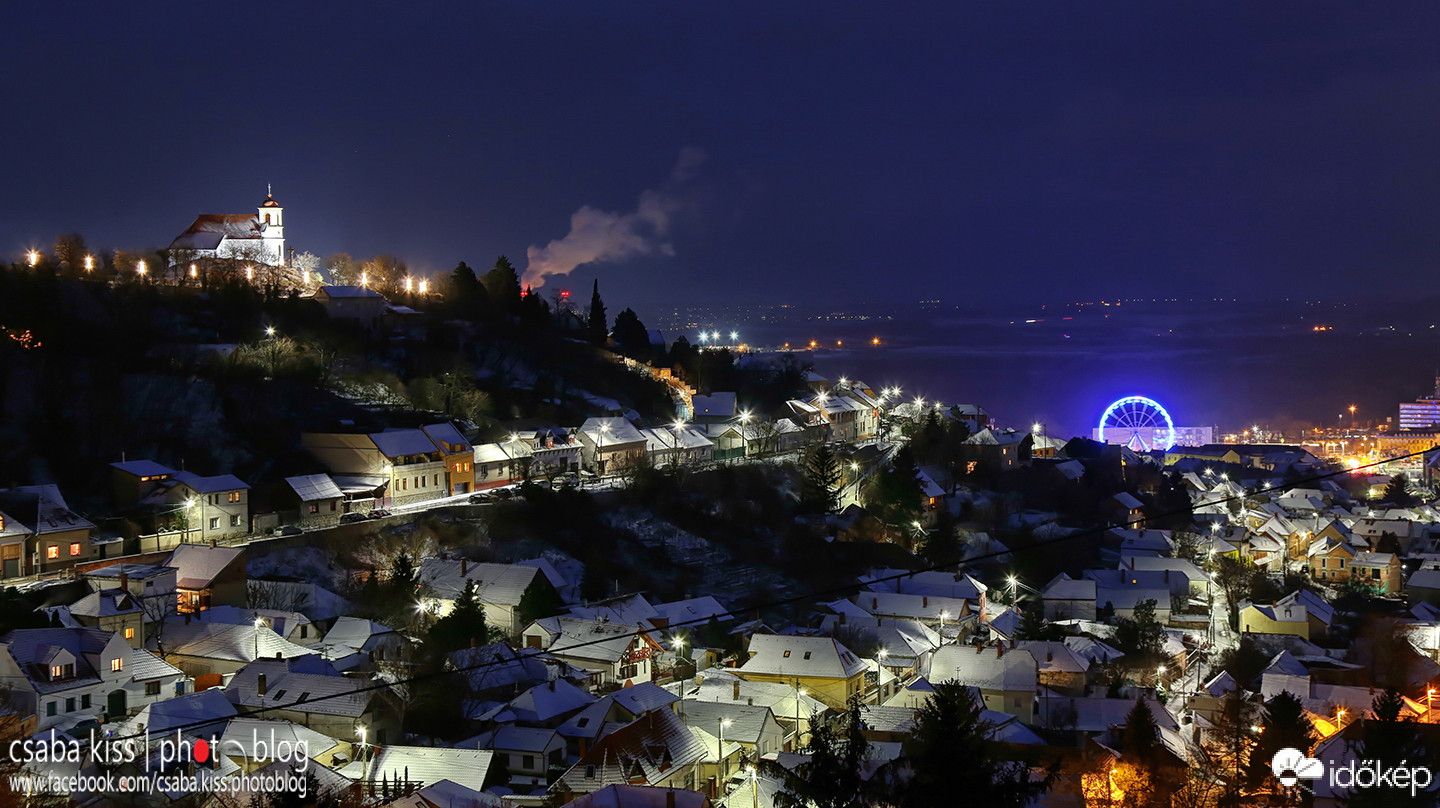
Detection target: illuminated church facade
<box><xmin>168</xmin><ymin>191</ymin><xmax>287</xmax><ymax>267</ymax></box>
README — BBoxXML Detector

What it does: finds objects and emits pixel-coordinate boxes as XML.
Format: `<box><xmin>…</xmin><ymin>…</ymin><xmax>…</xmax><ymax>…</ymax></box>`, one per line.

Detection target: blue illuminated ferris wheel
<box><xmin>1098</xmin><ymin>396</ymin><xmax>1176</xmax><ymax>451</ymax></box>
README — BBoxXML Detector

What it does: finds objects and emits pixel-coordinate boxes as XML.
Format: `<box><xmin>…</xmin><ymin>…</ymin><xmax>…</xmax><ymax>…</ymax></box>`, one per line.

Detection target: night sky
<box><xmin>6</xmin><ymin>2</ymin><xmax>1438</xmax><ymax>309</ymax></box>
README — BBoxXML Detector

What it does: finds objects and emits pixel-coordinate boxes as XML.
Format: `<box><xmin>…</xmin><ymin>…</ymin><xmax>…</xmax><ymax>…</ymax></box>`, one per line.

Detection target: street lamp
<box><xmin>719</xmin><ymin>718</ymin><xmax>733</xmax><ymax>773</ymax></box>
<box><xmin>254</xmin><ymin>617</ymin><xmax>265</xmax><ymax>659</ymax></box>
<box><xmin>597</xmin><ymin>422</ymin><xmax>610</xmax><ymax>477</ymax></box>
<box><xmin>357</xmin><ymin>726</ymin><xmax>369</xmax><ymax>780</ymax></box>
<box><xmin>26</xmin><ymin>250</ymin><xmax>39</xmax><ymax>267</ymax></box>
<box><xmin>83</xmin><ymin>255</ymin><xmax>94</xmax><ymax>272</ymax></box>
<box><xmin>673</xmin><ymin>636</ymin><xmax>688</xmax><ymax>721</ymax></box>
<box><xmin>136</xmin><ymin>260</ymin><xmax>147</xmax><ymax>276</ymax></box>
<box><xmin>265</xmin><ymin>326</ymin><xmax>277</xmax><ymax>338</ymax></box>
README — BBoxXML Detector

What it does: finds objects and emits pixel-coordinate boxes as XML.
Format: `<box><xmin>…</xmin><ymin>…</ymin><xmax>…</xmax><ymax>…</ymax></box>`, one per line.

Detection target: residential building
<box><xmin>553</xmin><ymin>708</ymin><xmax>707</xmax><ymax>798</ymax></box>
<box><xmin>169</xmin><ymin>471</ymin><xmax>252</xmax><ymax>541</ymax></box>
<box><xmin>423</xmin><ymin>422</ymin><xmax>475</xmax><ymax>494</ymax></box>
<box><xmin>1350</xmin><ymin>551</ymin><xmax>1403</xmax><ymax>595</ymax></box>
<box><xmin>283</xmin><ymin>473</ymin><xmax>349</xmax><ymax>528</ymax></box>
<box><xmin>166</xmin><ymin>544</ymin><xmax>247</xmax><ymax>613</ymax></box>
<box><xmin>641</xmin><ymin>425</ymin><xmax>716</xmax><ymax>468</ymax></box>
<box><xmin>575</xmin><ymin>418</ymin><xmax>648</xmax><ymax>475</ymax></box>
<box><xmin>522</xmin><ymin>616</ymin><xmax>660</xmax><ymax>687</ymax></box>
<box><xmin>418</xmin><ymin>558</ymin><xmax>560</xmax><ymax>636</ymax></box>
<box><xmin>1238</xmin><ymin>590</ymin><xmax>1335</xmax><ymax>641</ymax></box>
<box><xmin>1308</xmin><ymin>539</ymin><xmax>1356</xmax><ymax>584</ymax></box>
<box><xmin>0</xmin><ymin>485</ymin><xmax>97</xmax><ymax>576</ymax></box>
<box><xmin>0</xmin><ymin>627</ymin><xmax>133</xmax><ymax>728</ymax></box>
<box><xmin>312</xmin><ymin>285</ymin><xmax>388</xmax><ymax>326</ymax></box>
<box><xmin>929</xmin><ymin>643</ymin><xmax>1038</xmax><ymax>723</ymax></box>
<box><xmin>227</xmin><ymin>657</ymin><xmax>398</xmax><ymax>742</ymax></box>
<box><xmin>68</xmin><ymin>589</ymin><xmax>146</xmax><ymax>648</ymax></box>
<box><xmin>734</xmin><ymin>634</ymin><xmax>868</xmax><ymax>709</ymax></box>
<box><xmin>301</xmin><ymin>429</ymin><xmax>446</xmax><ymax>507</ymax></box>
<box><xmin>156</xmin><ymin>618</ymin><xmax>315</xmax><ymax>681</ymax></box>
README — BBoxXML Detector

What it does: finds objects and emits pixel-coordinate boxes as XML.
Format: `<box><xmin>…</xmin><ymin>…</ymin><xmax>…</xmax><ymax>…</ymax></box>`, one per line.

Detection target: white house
<box><xmin>0</xmin><ymin>627</ymin><xmax>134</xmax><ymax>729</ymax></box>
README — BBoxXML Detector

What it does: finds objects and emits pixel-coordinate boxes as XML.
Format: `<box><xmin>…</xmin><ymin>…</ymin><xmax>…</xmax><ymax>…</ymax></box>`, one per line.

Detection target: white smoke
<box><xmin>522</xmin><ymin>148</ymin><xmax>704</xmax><ymax>289</ymax></box>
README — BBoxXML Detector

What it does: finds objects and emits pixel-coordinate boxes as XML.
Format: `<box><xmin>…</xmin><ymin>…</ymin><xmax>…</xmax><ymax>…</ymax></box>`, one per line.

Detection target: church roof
<box><xmin>260</xmin><ymin>194</ymin><xmax>282</xmax><ymax>208</ymax></box>
<box><xmin>171</xmin><ymin>214</ymin><xmax>265</xmax><ymax>250</ymax></box>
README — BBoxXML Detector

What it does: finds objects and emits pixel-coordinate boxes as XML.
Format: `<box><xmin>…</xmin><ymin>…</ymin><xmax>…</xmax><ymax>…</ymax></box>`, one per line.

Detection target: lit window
<box><xmin>124</xmin><ymin>627</ymin><xmax>135</xmax><ymax>640</ymax></box>
<box><xmin>46</xmin><ymin>546</ymin><xmax>59</xmax><ymax>560</ymax></box>
<box><xmin>110</xmin><ymin>658</ymin><xmax>124</xmax><ymax>673</ymax></box>
<box><xmin>69</xmin><ymin>543</ymin><xmax>81</xmax><ymax>556</ymax></box>
<box><xmin>228</xmin><ymin>492</ymin><xmax>241</xmax><ymax>503</ymax></box>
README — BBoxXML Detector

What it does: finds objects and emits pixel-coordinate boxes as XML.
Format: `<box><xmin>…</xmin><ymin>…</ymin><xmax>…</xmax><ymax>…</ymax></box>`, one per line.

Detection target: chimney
<box><xmin>733</xmin><ymin>680</ymin><xmax>741</xmax><ymax>701</ymax></box>
<box><xmin>996</xmin><ymin>643</ymin><xmax>1004</xmax><ymax>659</ymax></box>
<box><xmin>922</xmin><ymin>596</ymin><xmax>928</xmax><ymax>608</ymax></box>
<box><xmin>550</xmin><ymin>680</ymin><xmax>556</xmax><ymax>692</ymax></box>
<box><xmin>461</xmin><ymin>558</ymin><xmax>468</xmax><ymax>576</ymax></box>
<box><xmin>258</xmin><ymin>673</ymin><xmax>268</xmax><ymax>697</ymax></box>
<box><xmin>666</xmin><ymin>790</ymin><xmax>676</xmax><ymax>808</ymax></box>
<box><xmin>120</xmin><ymin>573</ymin><xmax>129</xmax><ymax>591</ymax></box>
<box><xmin>274</xmin><ymin>652</ymin><xmax>282</xmax><ymax>660</ymax></box>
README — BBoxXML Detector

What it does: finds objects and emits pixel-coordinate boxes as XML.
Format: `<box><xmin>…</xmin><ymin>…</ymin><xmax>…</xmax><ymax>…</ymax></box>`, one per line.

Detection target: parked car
<box><xmin>367</xmin><ymin>509</ymin><xmax>392</xmax><ymax>519</ymax></box>
<box><xmin>468</xmin><ymin>492</ymin><xmax>494</xmax><ymax>504</ymax></box>
<box><xmin>492</xmin><ymin>489</ymin><xmax>514</xmax><ymax>500</ymax></box>
<box><xmin>340</xmin><ymin>513</ymin><xmax>368</xmax><ymax>525</ymax></box>
<box><xmin>278</xmin><ymin>525</ymin><xmax>304</xmax><ymax>535</ymax></box>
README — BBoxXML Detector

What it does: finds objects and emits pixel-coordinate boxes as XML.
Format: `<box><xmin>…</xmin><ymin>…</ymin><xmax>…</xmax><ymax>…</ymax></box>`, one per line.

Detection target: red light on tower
<box><xmin>561</xmin><ymin>290</ymin><xmax>571</xmax><ymax>299</ymax></box>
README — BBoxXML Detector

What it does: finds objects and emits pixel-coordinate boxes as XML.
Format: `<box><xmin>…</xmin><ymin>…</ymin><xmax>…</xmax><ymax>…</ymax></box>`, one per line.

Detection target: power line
<box><xmin>83</xmin><ymin>444</ymin><xmax>1437</xmax><ymax>743</ymax></box>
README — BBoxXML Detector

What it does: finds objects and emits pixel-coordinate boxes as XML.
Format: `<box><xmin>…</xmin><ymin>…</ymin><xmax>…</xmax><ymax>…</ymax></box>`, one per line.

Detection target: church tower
<box><xmin>258</xmin><ymin>186</ymin><xmax>285</xmax><ymax>265</ymax></box>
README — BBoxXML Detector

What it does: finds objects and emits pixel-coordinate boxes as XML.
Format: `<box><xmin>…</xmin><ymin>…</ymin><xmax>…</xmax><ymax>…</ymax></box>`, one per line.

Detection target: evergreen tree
<box><xmin>865</xmin><ymin>446</ymin><xmax>924</xmax><ymax>528</ymax></box>
<box><xmin>1121</xmin><ymin>696</ymin><xmax>1163</xmax><ymax>766</ymax></box>
<box><xmin>1013</xmin><ymin>605</ymin><xmax>1064</xmax><ymax>641</ymax></box>
<box><xmin>482</xmin><ymin>255</ymin><xmax>522</xmax><ymax>312</ymax></box>
<box><xmin>612</xmin><ymin>307</ymin><xmax>650</xmax><ymax>357</ymax></box>
<box><xmin>772</xmin><ymin>696</ymin><xmax>875</xmax><ymax>808</ymax></box>
<box><xmin>1112</xmin><ymin>599</ymin><xmax>1167</xmax><ymax>666</ymax></box>
<box><xmin>1381</xmin><ymin>473</ymin><xmax>1414</xmax><ymax>506</ymax></box>
<box><xmin>427</xmin><ymin>579</ymin><xmax>490</xmax><ymax>654</ymax></box>
<box><xmin>448</xmin><ymin>260</ymin><xmax>490</xmax><ymax>317</ymax></box>
<box><xmin>886</xmin><ymin>681</ymin><xmax>1058</xmax><ymax>807</ymax></box>
<box><xmin>801</xmin><ymin>443</ymin><xmax>842</xmax><ymax>514</ymax></box>
<box><xmin>587</xmin><ymin>280</ymin><xmax>608</xmax><ymax>346</ymax></box>
<box><xmin>519</xmin><ymin>284</ymin><xmax>551</xmax><ymax>326</ymax></box>
<box><xmin>1346</xmin><ymin>689</ymin><xmax>1435</xmax><ymax>808</ymax></box>
<box><xmin>1246</xmin><ymin>690</ymin><xmax>1317</xmax><ymax>796</ymax></box>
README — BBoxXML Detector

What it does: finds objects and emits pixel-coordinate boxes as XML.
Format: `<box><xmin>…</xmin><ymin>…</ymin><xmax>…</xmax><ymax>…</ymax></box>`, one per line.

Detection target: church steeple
<box><xmin>257</xmin><ymin>188</ymin><xmax>285</xmax><ymax>265</ymax></box>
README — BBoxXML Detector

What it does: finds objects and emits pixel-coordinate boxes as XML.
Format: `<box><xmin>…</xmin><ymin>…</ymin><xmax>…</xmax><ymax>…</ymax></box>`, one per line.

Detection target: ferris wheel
<box><xmin>1098</xmin><ymin>396</ymin><xmax>1176</xmax><ymax>450</ymax></box>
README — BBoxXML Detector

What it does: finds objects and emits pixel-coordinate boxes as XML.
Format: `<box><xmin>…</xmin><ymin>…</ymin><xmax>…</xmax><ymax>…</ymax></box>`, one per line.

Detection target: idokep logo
<box><xmin>1270</xmin><ymin>748</ymin><xmax>1324</xmax><ymax>787</ymax></box>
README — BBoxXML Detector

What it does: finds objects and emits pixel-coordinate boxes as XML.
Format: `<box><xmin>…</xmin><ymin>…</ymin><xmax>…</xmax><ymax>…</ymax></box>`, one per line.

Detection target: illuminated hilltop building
<box><xmin>168</xmin><ymin>189</ymin><xmax>287</xmax><ymax>268</ymax></box>
<box><xmin>1398</xmin><ymin>376</ymin><xmax>1440</xmax><ymax>431</ymax></box>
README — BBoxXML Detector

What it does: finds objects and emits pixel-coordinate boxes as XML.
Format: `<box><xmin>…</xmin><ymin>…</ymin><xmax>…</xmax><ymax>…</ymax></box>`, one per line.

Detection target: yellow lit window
<box><xmin>110</xmin><ymin>658</ymin><xmax>123</xmax><ymax>673</ymax></box>
<box><xmin>46</xmin><ymin>546</ymin><xmax>60</xmax><ymax>560</ymax></box>
<box><xmin>69</xmin><ymin>543</ymin><xmax>81</xmax><ymax>556</ymax></box>
<box><xmin>228</xmin><ymin>492</ymin><xmax>241</xmax><ymax>503</ymax></box>
<box><xmin>124</xmin><ymin>627</ymin><xmax>135</xmax><ymax>640</ymax></box>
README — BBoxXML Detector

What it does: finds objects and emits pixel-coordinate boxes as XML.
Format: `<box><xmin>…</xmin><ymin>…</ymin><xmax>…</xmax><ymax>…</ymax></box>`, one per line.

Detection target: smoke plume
<box><xmin>522</xmin><ymin>148</ymin><xmax>704</xmax><ymax>289</ymax></box>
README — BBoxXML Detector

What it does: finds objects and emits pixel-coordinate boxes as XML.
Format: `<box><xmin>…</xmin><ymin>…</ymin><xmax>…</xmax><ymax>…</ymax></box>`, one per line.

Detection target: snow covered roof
<box><xmin>1042</xmin><ymin>573</ymin><xmax>1097</xmax><ymax>601</ymax></box>
<box><xmin>68</xmin><ymin>589</ymin><xmax>142</xmax><ymax>618</ymax></box>
<box><xmin>929</xmin><ymin>644</ymin><xmax>1037</xmax><ymax>692</ymax></box>
<box><xmin>173</xmin><ymin>471</ymin><xmax>249</xmax><ymax>494</ymax></box>
<box><xmin>284</xmin><ymin>473</ymin><xmax>344</xmax><ymax>502</ymax></box>
<box><xmin>370</xmin><ymin>428</ymin><xmax>440</xmax><ymax>458</ymax></box>
<box><xmin>529</xmin><ymin>616</ymin><xmax>646</xmax><ymax>663</ymax></box>
<box><xmin>110</xmin><ymin>460</ymin><xmax>175</xmax><ymax>478</ymax></box>
<box><xmin>740</xmin><ymin>634</ymin><xmax>867</xmax><ymax>680</ymax></box>
<box><xmin>159</xmin><ymin>620</ymin><xmax>315</xmax><ymax>664</ymax></box>
<box><xmin>165</xmin><ymin>544</ymin><xmax>244</xmax><ymax>590</ymax></box>
<box><xmin>352</xmin><ymin>746</ymin><xmax>494</xmax><ymax>793</ymax></box>
<box><xmin>419</xmin><ymin>558</ymin><xmax>545</xmax><ymax>606</ymax></box>
<box><xmin>653</xmin><ymin>596</ymin><xmax>731</xmax><ymax>629</ymax></box>
<box><xmin>479</xmin><ymin>678</ymin><xmax>596</xmax><ymax>724</ymax></box>
<box><xmin>578</xmin><ymin>417</ymin><xmax>647</xmax><ymax>446</ymax></box>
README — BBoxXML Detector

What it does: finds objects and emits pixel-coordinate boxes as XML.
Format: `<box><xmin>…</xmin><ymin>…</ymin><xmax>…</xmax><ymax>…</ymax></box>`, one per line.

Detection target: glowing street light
<box><xmin>26</xmin><ymin>250</ymin><xmax>39</xmax><ymax>267</ymax></box>
<box><xmin>404</xmin><ymin>277</ymin><xmax>414</xmax><ymax>293</ymax></box>
<box><xmin>135</xmin><ymin>260</ymin><xmax>147</xmax><ymax>276</ymax></box>
<box><xmin>83</xmin><ymin>255</ymin><xmax>94</xmax><ymax>272</ymax></box>
<box><xmin>265</xmin><ymin>326</ymin><xmax>277</xmax><ymax>337</ymax></box>
<box><xmin>729</xmin><ymin>331</ymin><xmax>738</xmax><ymax>342</ymax></box>
<box><xmin>189</xmin><ymin>263</ymin><xmax>198</xmax><ymax>278</ymax></box>
<box><xmin>360</xmin><ymin>271</ymin><xmax>369</xmax><ymax>287</ymax></box>
<box><xmin>418</xmin><ymin>279</ymin><xmax>429</xmax><ymax>294</ymax></box>
<box><xmin>245</xmin><ymin>265</ymin><xmax>254</xmax><ymax>281</ymax></box>
<box><xmin>712</xmin><ymin>331</ymin><xmax>721</xmax><ymax>342</ymax></box>
<box><xmin>699</xmin><ymin>332</ymin><xmax>709</xmax><ymax>343</ymax></box>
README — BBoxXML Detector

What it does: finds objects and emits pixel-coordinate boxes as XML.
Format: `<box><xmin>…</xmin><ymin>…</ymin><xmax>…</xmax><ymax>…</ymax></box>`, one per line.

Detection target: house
<box><xmin>84</xmin><ymin>563</ymin><xmax>178</xmax><ymax>625</ymax></box>
<box><xmin>423</xmin><ymin>422</ymin><xmax>475</xmax><ymax>494</ymax></box>
<box><xmin>120</xmin><ymin>687</ymin><xmax>235</xmax><ymax>738</ymax></box>
<box><xmin>576</xmin><ymin>418</ymin><xmax>648</xmax><ymax>475</ymax></box>
<box><xmin>419</xmin><ymin>558</ymin><xmax>560</xmax><ymax>636</ymax></box>
<box><xmin>282</xmin><ymin>474</ymin><xmax>349</xmax><ymax>528</ymax></box>
<box><xmin>675</xmin><ymin>670</ymin><xmax>825</xmax><ymax>753</ymax></box>
<box><xmin>0</xmin><ymin>627</ymin><xmax>134</xmax><ymax>728</ymax></box>
<box><xmin>219</xmin><ymin>717</ymin><xmax>347</xmax><ymax>773</ymax></box>
<box><xmin>1105</xmin><ymin>493</ymin><xmax>1145</xmax><ymax>527</ymax></box>
<box><xmin>166</xmin><ymin>543</ymin><xmax>247</xmax><ymax>613</ymax></box>
<box><xmin>316</xmin><ymin>616</ymin><xmax>410</xmax><ymax>670</ymax></box>
<box><xmin>557</xmin><ymin>681</ymin><xmax>677</xmax><ymax>756</ymax></box>
<box><xmin>312</xmin><ymin>285</ymin><xmax>388</xmax><ymax>326</ymax></box>
<box><xmin>447</xmin><ymin>642</ymin><xmax>581</xmax><ymax>703</ymax></box>
<box><xmin>672</xmin><ymin>699</ymin><xmax>787</xmax><ymax>760</ymax></box>
<box><xmin>109</xmin><ymin>460</ymin><xmax>178</xmax><ymax>509</ymax></box>
<box><xmin>1407</xmin><ymin>567</ymin><xmax>1440</xmax><ymax>606</ymax></box>
<box><xmin>478</xmin><ymin>677</ymin><xmax>597</xmax><ymax>727</ymax></box>
<box><xmin>641</xmin><ymin>426</ymin><xmax>716</xmax><ymax>468</ymax></box>
<box><xmin>226</xmin><ymin>657</ymin><xmax>398</xmax><ymax>743</ymax></box>
<box><xmin>957</xmin><ymin>428</ymin><xmax>1028</xmax><ymax>473</ymax></box>
<box><xmin>1014</xmin><ymin>640</ymin><xmax>1091</xmax><ymax>695</ymax></box>
<box><xmin>929</xmin><ymin>643</ymin><xmax>1038</xmax><ymax>723</ymax></box>
<box><xmin>67</xmin><ymin>589</ymin><xmax>146</xmax><ymax>648</ymax></box>
<box><xmin>1238</xmin><ymin>589</ymin><xmax>1335</xmax><ymax>641</ymax></box>
<box><xmin>690</xmin><ymin>393</ymin><xmax>738</xmax><ymax>424</ymax></box>
<box><xmin>522</xmin><ymin>616</ymin><xmax>660</xmax><ymax>687</ymax></box>
<box><xmin>1308</xmin><ymin>539</ymin><xmax>1356</xmax><ymax>585</ymax></box>
<box><xmin>0</xmin><ymin>485</ymin><xmax>98</xmax><ymax>576</ymax></box>
<box><xmin>1041</xmin><ymin>574</ymin><xmax>1098</xmax><ymax>622</ymax></box>
<box><xmin>122</xmin><ymin>647</ymin><xmax>189</xmax><ymax>715</ymax></box>
<box><xmin>200</xmin><ymin>605</ymin><xmax>320</xmax><ymax>646</ymax></box>
<box><xmin>166</xmin><ymin>471</ymin><xmax>252</xmax><ymax>541</ymax></box>
<box><xmin>169</xmin><ymin>192</ymin><xmax>286</xmax><ymax>267</ymax></box>
<box><xmin>553</xmin><ymin>708</ymin><xmax>708</xmax><ymax>798</ymax></box>
<box><xmin>470</xmin><ymin>725</ymin><xmax>567</xmax><ymax>781</ymax></box>
<box><xmin>734</xmin><ymin>634</ymin><xmax>869</xmax><ymax>709</ymax></box>
<box><xmin>300</xmin><ymin>429</ymin><xmax>446</xmax><ymax>507</ymax></box>
<box><xmin>155</xmin><ymin>617</ymin><xmax>315</xmax><ymax>680</ymax></box>
<box><xmin>1349</xmin><ymin>551</ymin><xmax>1403</xmax><ymax>595</ymax></box>
<box><xmin>344</xmin><ymin>745</ymin><xmax>495</xmax><ymax>794</ymax></box>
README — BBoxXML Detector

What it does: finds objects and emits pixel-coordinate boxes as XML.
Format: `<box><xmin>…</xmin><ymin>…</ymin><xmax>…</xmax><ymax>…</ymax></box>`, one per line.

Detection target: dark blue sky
<box><xmin>6</xmin><ymin>2</ymin><xmax>1438</xmax><ymax>309</ymax></box>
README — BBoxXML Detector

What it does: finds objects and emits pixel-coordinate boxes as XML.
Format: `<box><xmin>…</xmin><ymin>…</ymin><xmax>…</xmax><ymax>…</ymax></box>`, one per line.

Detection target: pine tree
<box><xmin>612</xmin><ymin>307</ymin><xmax>650</xmax><ymax>357</ymax></box>
<box><xmin>482</xmin><ymin>255</ymin><xmax>522</xmax><ymax>312</ymax></box>
<box><xmin>1347</xmin><ymin>689</ymin><xmax>1434</xmax><ymax>808</ymax></box>
<box><xmin>587</xmin><ymin>280</ymin><xmax>608</xmax><ymax>346</ymax></box>
<box><xmin>1121</xmin><ymin>697</ymin><xmax>1163</xmax><ymax>767</ymax></box>
<box><xmin>801</xmin><ymin>443</ymin><xmax>842</xmax><ymax>514</ymax></box>
<box><xmin>772</xmin><ymin>696</ymin><xmax>875</xmax><ymax>808</ymax></box>
<box><xmin>427</xmin><ymin>579</ymin><xmax>490</xmax><ymax>653</ymax></box>
<box><xmin>1013</xmin><ymin>605</ymin><xmax>1064</xmax><ymax>641</ymax></box>
<box><xmin>1246</xmin><ymin>690</ymin><xmax>1317</xmax><ymax>796</ymax></box>
<box><xmin>865</xmin><ymin>446</ymin><xmax>924</xmax><ymax>527</ymax></box>
<box><xmin>886</xmin><ymin>681</ymin><xmax>1058</xmax><ymax>807</ymax></box>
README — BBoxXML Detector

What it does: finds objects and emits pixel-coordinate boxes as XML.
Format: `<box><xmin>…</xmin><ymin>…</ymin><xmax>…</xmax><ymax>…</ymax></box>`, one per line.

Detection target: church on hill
<box><xmin>168</xmin><ymin>189</ymin><xmax>287</xmax><ymax>267</ymax></box>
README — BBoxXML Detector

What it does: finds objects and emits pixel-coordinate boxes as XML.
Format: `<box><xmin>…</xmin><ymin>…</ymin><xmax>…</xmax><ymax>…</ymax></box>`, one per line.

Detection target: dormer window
<box><xmin>50</xmin><ymin>663</ymin><xmax>74</xmax><ymax>680</ymax></box>
<box><xmin>110</xmin><ymin>657</ymin><xmax>124</xmax><ymax>673</ymax></box>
